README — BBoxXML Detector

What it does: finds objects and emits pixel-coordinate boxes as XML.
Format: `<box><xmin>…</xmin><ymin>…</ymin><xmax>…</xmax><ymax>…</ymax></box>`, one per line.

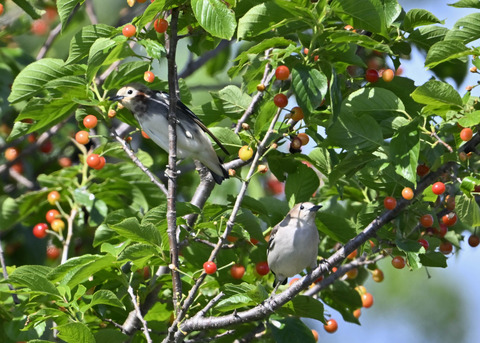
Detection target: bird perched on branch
<box><xmin>267</xmin><ymin>202</ymin><xmax>322</xmax><ymax>292</ymax></box>
<box><xmin>110</xmin><ymin>83</ymin><xmax>229</xmax><ymax>184</ymax></box>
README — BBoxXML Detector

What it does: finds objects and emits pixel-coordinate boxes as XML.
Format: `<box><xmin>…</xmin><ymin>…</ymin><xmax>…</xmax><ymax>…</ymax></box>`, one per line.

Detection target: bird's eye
<box><xmin>127</xmin><ymin>89</ymin><xmax>133</xmax><ymax>95</ymax></box>
<box><xmin>300</xmin><ymin>204</ymin><xmax>304</xmax><ymax>210</ymax></box>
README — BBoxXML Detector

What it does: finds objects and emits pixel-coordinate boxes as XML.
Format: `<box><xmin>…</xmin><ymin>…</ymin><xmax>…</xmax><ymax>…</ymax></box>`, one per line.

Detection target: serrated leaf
<box><xmin>210</xmin><ymin>85</ymin><xmax>252</xmax><ymax>119</ymax></box>
<box><xmin>237</xmin><ymin>2</ymin><xmax>294</xmax><ymax>39</ymax></box>
<box><xmin>66</xmin><ymin>24</ymin><xmax>116</xmax><ymax>64</ymax></box>
<box><xmin>89</xmin><ymin>290</ymin><xmax>125</xmax><ymax>309</ymax></box>
<box><xmin>15</xmin><ymin>97</ymin><xmax>78</xmax><ymax>134</ymax></box>
<box><xmin>138</xmin><ymin>39</ymin><xmax>166</xmax><ymax>60</ymax></box>
<box><xmin>280</xmin><ymin>295</ymin><xmax>325</xmax><ymax>322</ymax></box>
<box><xmin>448</xmin><ymin>0</ymin><xmax>480</xmax><ymax>8</ymax></box>
<box><xmin>425</xmin><ymin>40</ymin><xmax>471</xmax><ymax>68</ymax></box>
<box><xmin>57</xmin><ymin>0</ymin><xmax>82</xmax><ymax>31</ymax></box>
<box><xmin>403</xmin><ymin>9</ymin><xmax>441</xmax><ymax>32</ymax></box>
<box><xmin>9</xmin><ymin>59</ymin><xmax>66</xmax><ymax>103</ymax></box>
<box><xmin>191</xmin><ymin>0</ymin><xmax>237</xmax><ymax>40</ymax></box>
<box><xmin>456</xmin><ymin>195</ymin><xmax>480</xmax><ymax>227</ymax></box>
<box><xmin>9</xmin><ymin>265</ymin><xmax>60</xmax><ymax>297</ymax></box>
<box><xmin>329</xmin><ymin>31</ymin><xmax>393</xmax><ymax>53</ymax></box>
<box><xmin>317</xmin><ymin>212</ymin><xmax>356</xmax><ymax>243</ymax></box>
<box><xmin>86</xmin><ymin>38</ymin><xmax>117</xmax><ymax>82</ymax></box>
<box><xmin>47</xmin><ymin>254</ymin><xmax>116</xmax><ymax>288</ymax></box>
<box><xmin>55</xmin><ymin>322</ymin><xmax>95</xmax><ymax>343</ymax></box>
<box><xmin>389</xmin><ymin>125</ymin><xmax>420</xmax><ymax>184</ymax></box>
<box><xmin>445</xmin><ymin>13</ymin><xmax>480</xmax><ymax>43</ymax></box>
<box><xmin>411</xmin><ymin>80</ymin><xmax>463</xmax><ymax>109</ymax></box>
<box><xmin>419</xmin><ymin>252</ymin><xmax>447</xmax><ymax>267</ymax></box>
<box><xmin>118</xmin><ymin>243</ymin><xmax>158</xmax><ymax>266</ymax></box>
<box><xmin>285</xmin><ymin>164</ymin><xmax>319</xmax><ymax>207</ymax></box>
<box><xmin>457</xmin><ymin>111</ymin><xmax>480</xmax><ymax>127</ymax></box>
<box><xmin>291</xmin><ymin>65</ymin><xmax>328</xmax><ymax>114</ymax></box>
<box><xmin>269</xmin><ymin>316</ymin><xmax>316</xmax><ymax>343</ymax></box>
<box><xmin>109</xmin><ymin>217</ymin><xmax>163</xmax><ymax>247</ymax></box>
<box><xmin>408</xmin><ymin>25</ymin><xmax>449</xmax><ymax>51</ymax></box>
<box><xmin>330</xmin><ymin>0</ymin><xmax>387</xmax><ymax>36</ymax></box>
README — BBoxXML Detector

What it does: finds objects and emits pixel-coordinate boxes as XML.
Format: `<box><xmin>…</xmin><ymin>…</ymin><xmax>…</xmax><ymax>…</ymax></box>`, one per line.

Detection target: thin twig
<box><xmin>110</xmin><ymin>128</ymin><xmax>168</xmax><ymax>195</ymax></box>
<box><xmin>84</xmin><ymin>0</ymin><xmax>98</xmax><ymax>24</ymax></box>
<box><xmin>127</xmin><ymin>284</ymin><xmax>153</xmax><ymax>343</ymax></box>
<box><xmin>0</xmin><ymin>239</ymin><xmax>20</xmax><ymax>304</ymax></box>
<box><xmin>61</xmin><ymin>208</ymin><xmax>78</xmax><ymax>264</ymax></box>
<box><xmin>431</xmin><ymin>131</ymin><xmax>453</xmax><ymax>152</ymax></box>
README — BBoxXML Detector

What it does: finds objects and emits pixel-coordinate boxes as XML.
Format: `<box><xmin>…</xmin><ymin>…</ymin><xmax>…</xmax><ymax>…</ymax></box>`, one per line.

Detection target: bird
<box><xmin>267</xmin><ymin>202</ymin><xmax>322</xmax><ymax>292</ymax></box>
<box><xmin>110</xmin><ymin>83</ymin><xmax>229</xmax><ymax>184</ymax></box>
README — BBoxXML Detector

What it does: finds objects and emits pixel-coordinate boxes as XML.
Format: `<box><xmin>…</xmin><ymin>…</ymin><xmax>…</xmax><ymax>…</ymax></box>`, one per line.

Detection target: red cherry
<box><xmin>273</xmin><ymin>93</ymin><xmax>288</xmax><ymax>108</ymax></box>
<box><xmin>437</xmin><ymin>224</ymin><xmax>448</xmax><ymax>238</ymax></box>
<box><xmin>361</xmin><ymin>292</ymin><xmax>374</xmax><ymax>308</ymax></box>
<box><xmin>144</xmin><ymin>71</ymin><xmax>155</xmax><ymax>83</ymax></box>
<box><xmin>255</xmin><ymin>261</ymin><xmax>269</xmax><ymax>276</ymax></box>
<box><xmin>75</xmin><ymin>131</ymin><xmax>89</xmax><ymax>145</ymax></box>
<box><xmin>83</xmin><ymin>115</ymin><xmax>98</xmax><ymax>129</ymax></box>
<box><xmin>5</xmin><ymin>147</ymin><xmax>19</xmax><ymax>161</ymax></box>
<box><xmin>420</xmin><ymin>214</ymin><xmax>434</xmax><ymax>228</ymax></box>
<box><xmin>122</xmin><ymin>24</ymin><xmax>136</xmax><ymax>38</ymax></box>
<box><xmin>468</xmin><ymin>235</ymin><xmax>479</xmax><ymax>247</ymax></box>
<box><xmin>383</xmin><ymin>196</ymin><xmax>397</xmax><ymax>210</ymax></box>
<box><xmin>392</xmin><ymin>256</ymin><xmax>405</xmax><ymax>269</ymax></box>
<box><xmin>46</xmin><ymin>245</ymin><xmax>61</xmax><ymax>260</ymax></box>
<box><xmin>460</xmin><ymin>127</ymin><xmax>473</xmax><ymax>141</ymax></box>
<box><xmin>33</xmin><ymin>223</ymin><xmax>48</xmax><ymax>239</ymax></box>
<box><xmin>372</xmin><ymin>269</ymin><xmax>384</xmax><ymax>282</ymax></box>
<box><xmin>275</xmin><ymin>65</ymin><xmax>290</xmax><ymax>80</ymax></box>
<box><xmin>290</xmin><ymin>107</ymin><xmax>304</xmax><ymax>121</ymax></box>
<box><xmin>432</xmin><ymin>182</ymin><xmax>446</xmax><ymax>195</ymax></box>
<box><xmin>87</xmin><ymin>154</ymin><xmax>101</xmax><ymax>168</ymax></box>
<box><xmin>324</xmin><ymin>319</ymin><xmax>338</xmax><ymax>333</ymax></box>
<box><xmin>365</xmin><ymin>69</ymin><xmax>379</xmax><ymax>83</ymax></box>
<box><xmin>439</xmin><ymin>241</ymin><xmax>453</xmax><ymax>254</ymax></box>
<box><xmin>46</xmin><ymin>209</ymin><xmax>60</xmax><ymax>223</ymax></box>
<box><xmin>416</xmin><ymin>164</ymin><xmax>429</xmax><ymax>177</ymax></box>
<box><xmin>203</xmin><ymin>261</ymin><xmax>217</xmax><ymax>274</ymax></box>
<box><xmin>230</xmin><ymin>264</ymin><xmax>245</xmax><ymax>279</ymax></box>
<box><xmin>154</xmin><ymin>18</ymin><xmax>169</xmax><ymax>33</ymax></box>
<box><xmin>401</xmin><ymin>187</ymin><xmax>414</xmax><ymax>200</ymax></box>
<box><xmin>47</xmin><ymin>191</ymin><xmax>60</xmax><ymax>205</ymax></box>
<box><xmin>382</xmin><ymin>69</ymin><xmax>394</xmax><ymax>82</ymax></box>
<box><xmin>93</xmin><ymin>156</ymin><xmax>106</xmax><ymax>170</ymax></box>
<box><xmin>442</xmin><ymin>213</ymin><xmax>457</xmax><ymax>227</ymax></box>
<box><xmin>418</xmin><ymin>238</ymin><xmax>429</xmax><ymax>250</ymax></box>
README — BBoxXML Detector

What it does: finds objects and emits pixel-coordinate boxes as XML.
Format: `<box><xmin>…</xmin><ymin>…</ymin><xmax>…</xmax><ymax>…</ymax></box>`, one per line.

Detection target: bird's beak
<box><xmin>109</xmin><ymin>95</ymin><xmax>124</xmax><ymax>102</ymax></box>
<box><xmin>311</xmin><ymin>205</ymin><xmax>322</xmax><ymax>212</ymax></box>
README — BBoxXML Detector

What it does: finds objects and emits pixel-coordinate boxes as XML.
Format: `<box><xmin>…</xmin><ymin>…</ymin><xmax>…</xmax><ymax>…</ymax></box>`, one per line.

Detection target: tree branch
<box><xmin>165</xmin><ymin>7</ymin><xmax>182</xmax><ymax>315</ymax></box>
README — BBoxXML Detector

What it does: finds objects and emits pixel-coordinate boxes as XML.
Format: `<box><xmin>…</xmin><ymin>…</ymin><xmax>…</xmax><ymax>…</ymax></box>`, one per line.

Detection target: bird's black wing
<box><xmin>151</xmin><ymin>91</ymin><xmax>229</xmax><ymax>155</ymax></box>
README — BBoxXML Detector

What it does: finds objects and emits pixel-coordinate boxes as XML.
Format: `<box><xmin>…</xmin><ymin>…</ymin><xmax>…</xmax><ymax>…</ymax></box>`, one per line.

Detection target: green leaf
<box><xmin>329</xmin><ymin>152</ymin><xmax>378</xmax><ymax>185</ymax></box>
<box><xmin>449</xmin><ymin>0</ymin><xmax>480</xmax><ymax>8</ymax></box>
<box><xmin>138</xmin><ymin>39</ymin><xmax>166</xmax><ymax>60</ymax></box>
<box><xmin>237</xmin><ymin>2</ymin><xmax>294</xmax><ymax>39</ymax></box>
<box><xmin>269</xmin><ymin>316</ymin><xmax>316</xmax><ymax>343</ymax></box>
<box><xmin>403</xmin><ymin>9</ymin><xmax>442</xmax><ymax>32</ymax></box>
<box><xmin>9</xmin><ymin>265</ymin><xmax>60</xmax><ymax>297</ymax></box>
<box><xmin>408</xmin><ymin>25</ymin><xmax>449</xmax><ymax>51</ymax></box>
<box><xmin>216</xmin><ymin>283</ymin><xmax>257</xmax><ymax>311</ymax></box>
<box><xmin>8</xmin><ymin>59</ymin><xmax>67</xmax><ymax>103</ymax></box>
<box><xmin>55</xmin><ymin>322</ymin><xmax>95</xmax><ymax>343</ymax></box>
<box><xmin>134</xmin><ymin>0</ymin><xmax>167</xmax><ymax>30</ymax></box>
<box><xmin>411</xmin><ymin>80</ymin><xmax>463</xmax><ymax>110</ymax></box>
<box><xmin>285</xmin><ymin>164</ymin><xmax>320</xmax><ymax>207</ymax></box>
<box><xmin>419</xmin><ymin>252</ymin><xmax>447</xmax><ymax>267</ymax></box>
<box><xmin>86</xmin><ymin>38</ymin><xmax>118</xmax><ymax>82</ymax></box>
<box><xmin>47</xmin><ymin>254</ymin><xmax>116</xmax><ymax>288</ymax></box>
<box><xmin>191</xmin><ymin>0</ymin><xmax>237</xmax><ymax>40</ymax></box>
<box><xmin>109</xmin><ymin>217</ymin><xmax>163</xmax><ymax>247</ymax></box>
<box><xmin>44</xmin><ymin>76</ymin><xmax>90</xmax><ymax>100</ymax></box>
<box><xmin>329</xmin><ymin>31</ymin><xmax>393</xmax><ymax>53</ymax></box>
<box><xmin>389</xmin><ymin>125</ymin><xmax>420</xmax><ymax>184</ymax></box>
<box><xmin>317</xmin><ymin>212</ymin><xmax>357</xmax><ymax>243</ymax></box>
<box><xmin>456</xmin><ymin>195</ymin><xmax>480</xmax><ymax>227</ymax></box>
<box><xmin>210</xmin><ymin>85</ymin><xmax>252</xmax><ymax>119</ymax></box>
<box><xmin>445</xmin><ymin>13</ymin><xmax>480</xmax><ymax>43</ymax></box>
<box><xmin>12</xmin><ymin>0</ymin><xmax>43</xmax><ymax>19</ymax></box>
<box><xmin>291</xmin><ymin>65</ymin><xmax>328</xmax><ymax>114</ymax></box>
<box><xmin>89</xmin><ymin>290</ymin><xmax>125</xmax><ymax>309</ymax></box>
<box><xmin>425</xmin><ymin>40</ymin><xmax>471</xmax><ymax>68</ymax></box>
<box><xmin>309</xmin><ymin>147</ymin><xmax>332</xmax><ymax>177</ymax></box>
<box><xmin>66</xmin><ymin>24</ymin><xmax>116</xmax><ymax>64</ymax></box>
<box><xmin>0</xmin><ymin>196</ymin><xmax>19</xmax><ymax>230</ymax></box>
<box><xmin>57</xmin><ymin>0</ymin><xmax>81</xmax><ymax>31</ymax></box>
<box><xmin>118</xmin><ymin>243</ymin><xmax>159</xmax><ymax>267</ymax></box>
<box><xmin>457</xmin><ymin>111</ymin><xmax>480</xmax><ymax>127</ymax></box>
<box><xmin>331</xmin><ymin>0</ymin><xmax>387</xmax><ymax>36</ymax></box>
<box><xmin>326</xmin><ymin>112</ymin><xmax>383</xmax><ymax>151</ymax></box>
<box><xmin>16</xmin><ymin>97</ymin><xmax>78</xmax><ymax>134</ymax></box>
<box><xmin>279</xmin><ymin>295</ymin><xmax>325</xmax><ymax>322</ymax></box>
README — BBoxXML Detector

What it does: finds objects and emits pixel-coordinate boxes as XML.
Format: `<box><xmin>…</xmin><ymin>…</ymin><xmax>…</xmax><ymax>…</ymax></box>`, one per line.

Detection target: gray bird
<box><xmin>110</xmin><ymin>83</ymin><xmax>229</xmax><ymax>184</ymax></box>
<box><xmin>267</xmin><ymin>202</ymin><xmax>322</xmax><ymax>291</ymax></box>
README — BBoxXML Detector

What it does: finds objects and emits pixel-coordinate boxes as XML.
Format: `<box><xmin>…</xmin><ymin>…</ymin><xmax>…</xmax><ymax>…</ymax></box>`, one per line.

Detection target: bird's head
<box><xmin>110</xmin><ymin>83</ymin><xmax>153</xmax><ymax>114</ymax></box>
<box><xmin>289</xmin><ymin>202</ymin><xmax>322</xmax><ymax>221</ymax></box>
